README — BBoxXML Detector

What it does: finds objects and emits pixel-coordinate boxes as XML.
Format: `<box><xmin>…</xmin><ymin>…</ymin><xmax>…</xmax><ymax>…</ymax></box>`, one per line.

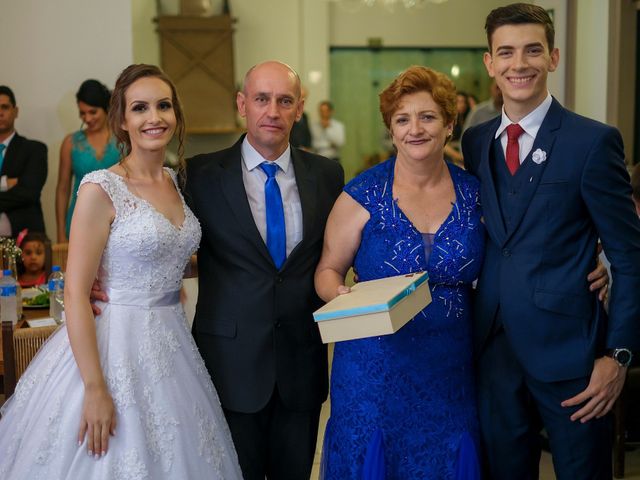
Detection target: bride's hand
<box><xmin>78</xmin><ymin>385</ymin><xmax>117</xmax><ymax>458</ymax></box>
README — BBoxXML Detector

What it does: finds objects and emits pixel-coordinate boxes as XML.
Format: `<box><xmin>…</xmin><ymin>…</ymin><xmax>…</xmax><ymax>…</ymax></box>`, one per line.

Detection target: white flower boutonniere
<box><xmin>532</xmin><ymin>148</ymin><xmax>547</xmax><ymax>165</ymax></box>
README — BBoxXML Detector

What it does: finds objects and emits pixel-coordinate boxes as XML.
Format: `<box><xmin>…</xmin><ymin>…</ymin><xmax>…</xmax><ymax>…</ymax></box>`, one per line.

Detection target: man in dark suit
<box><xmin>0</xmin><ymin>86</ymin><xmax>47</xmax><ymax>236</ymax></box>
<box><xmin>185</xmin><ymin>61</ymin><xmax>344</xmax><ymax>480</ymax></box>
<box><xmin>290</xmin><ymin>85</ymin><xmax>312</xmax><ymax>150</ymax></box>
<box><xmin>462</xmin><ymin>4</ymin><xmax>640</xmax><ymax>479</ymax></box>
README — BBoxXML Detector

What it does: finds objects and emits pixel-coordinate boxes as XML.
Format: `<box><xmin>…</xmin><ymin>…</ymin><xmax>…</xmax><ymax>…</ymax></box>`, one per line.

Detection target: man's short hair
<box><xmin>485</xmin><ymin>3</ymin><xmax>555</xmax><ymax>52</ymax></box>
<box><xmin>631</xmin><ymin>163</ymin><xmax>640</xmax><ymax>202</ymax></box>
<box><xmin>319</xmin><ymin>100</ymin><xmax>334</xmax><ymax>111</ymax></box>
<box><xmin>0</xmin><ymin>86</ymin><xmax>16</xmax><ymax>106</ymax></box>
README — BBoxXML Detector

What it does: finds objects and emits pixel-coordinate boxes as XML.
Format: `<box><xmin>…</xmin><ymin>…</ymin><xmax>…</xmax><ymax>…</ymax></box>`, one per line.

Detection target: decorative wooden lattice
<box><xmin>157</xmin><ymin>15</ymin><xmax>237</xmax><ymax>133</ymax></box>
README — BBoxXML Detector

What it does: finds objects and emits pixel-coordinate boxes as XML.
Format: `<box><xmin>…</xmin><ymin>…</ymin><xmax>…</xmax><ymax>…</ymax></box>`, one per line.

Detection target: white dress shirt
<box><xmin>311</xmin><ymin>118</ymin><xmax>345</xmax><ymax>160</ymax></box>
<box><xmin>495</xmin><ymin>92</ymin><xmax>553</xmax><ymax>164</ymax></box>
<box><xmin>241</xmin><ymin>137</ymin><xmax>303</xmax><ymax>257</ymax></box>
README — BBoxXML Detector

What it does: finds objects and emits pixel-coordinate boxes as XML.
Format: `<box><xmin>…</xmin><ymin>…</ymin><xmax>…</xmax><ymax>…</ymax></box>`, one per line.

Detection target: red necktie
<box><xmin>505</xmin><ymin>123</ymin><xmax>524</xmax><ymax>175</ymax></box>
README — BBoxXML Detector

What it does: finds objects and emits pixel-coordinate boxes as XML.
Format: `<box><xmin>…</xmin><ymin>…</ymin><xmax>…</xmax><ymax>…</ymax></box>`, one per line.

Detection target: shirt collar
<box><xmin>241</xmin><ymin>137</ymin><xmax>292</xmax><ymax>173</ymax></box>
<box><xmin>495</xmin><ymin>92</ymin><xmax>553</xmax><ymax>139</ymax></box>
<box><xmin>1</xmin><ymin>131</ymin><xmax>16</xmax><ymax>149</ymax></box>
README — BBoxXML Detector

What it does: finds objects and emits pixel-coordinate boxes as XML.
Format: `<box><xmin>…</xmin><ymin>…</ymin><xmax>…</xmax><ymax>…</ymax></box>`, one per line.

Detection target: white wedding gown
<box><xmin>0</xmin><ymin>169</ymin><xmax>243</xmax><ymax>480</ymax></box>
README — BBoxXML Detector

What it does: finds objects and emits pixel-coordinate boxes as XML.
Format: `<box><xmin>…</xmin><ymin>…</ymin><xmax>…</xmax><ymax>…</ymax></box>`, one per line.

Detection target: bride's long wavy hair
<box><xmin>108</xmin><ymin>64</ymin><xmax>186</xmax><ymax>182</ymax></box>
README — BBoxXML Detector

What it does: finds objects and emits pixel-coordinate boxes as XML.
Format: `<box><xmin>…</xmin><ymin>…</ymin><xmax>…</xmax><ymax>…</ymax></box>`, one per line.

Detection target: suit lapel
<box><xmin>218</xmin><ymin>137</ymin><xmax>273</xmax><ymax>265</ymax></box>
<box><xmin>478</xmin><ymin>120</ymin><xmax>507</xmax><ymax>245</ymax></box>
<box><xmin>284</xmin><ymin>148</ymin><xmax>317</xmax><ymax>265</ymax></box>
<box><xmin>503</xmin><ymin>98</ymin><xmax>562</xmax><ymax>244</ymax></box>
<box><xmin>3</xmin><ymin>133</ymin><xmax>24</xmax><ymax>175</ymax></box>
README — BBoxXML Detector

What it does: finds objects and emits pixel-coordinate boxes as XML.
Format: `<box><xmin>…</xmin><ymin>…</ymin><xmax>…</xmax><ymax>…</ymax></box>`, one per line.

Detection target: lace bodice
<box><xmin>79</xmin><ymin>168</ymin><xmax>201</xmax><ymax>293</ymax></box>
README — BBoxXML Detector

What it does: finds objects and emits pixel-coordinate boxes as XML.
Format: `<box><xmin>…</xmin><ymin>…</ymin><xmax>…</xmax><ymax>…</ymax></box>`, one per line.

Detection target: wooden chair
<box><xmin>1</xmin><ymin>322</ymin><xmax>58</xmax><ymax>397</ymax></box>
<box><xmin>51</xmin><ymin>243</ymin><xmax>69</xmax><ymax>271</ymax></box>
<box><xmin>613</xmin><ymin>365</ymin><xmax>640</xmax><ymax>478</ymax></box>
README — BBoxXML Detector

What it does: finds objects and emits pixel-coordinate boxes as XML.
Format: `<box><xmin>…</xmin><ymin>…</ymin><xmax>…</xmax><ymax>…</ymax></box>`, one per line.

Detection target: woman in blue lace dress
<box><xmin>315</xmin><ymin>66</ymin><xmax>485</xmax><ymax>479</ymax></box>
<box><xmin>55</xmin><ymin>79</ymin><xmax>119</xmax><ymax>242</ymax></box>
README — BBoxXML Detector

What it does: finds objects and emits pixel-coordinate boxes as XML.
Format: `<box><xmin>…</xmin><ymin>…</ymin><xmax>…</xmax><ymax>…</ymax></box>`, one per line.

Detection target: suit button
<box><xmin>274</xmin><ymin>321</ymin><xmax>282</xmax><ymax>328</ymax></box>
<box><xmin>276</xmin><ymin>276</ymin><xmax>283</xmax><ymax>284</ymax></box>
<box><xmin>502</xmin><ymin>249</ymin><xmax>511</xmax><ymax>257</ymax></box>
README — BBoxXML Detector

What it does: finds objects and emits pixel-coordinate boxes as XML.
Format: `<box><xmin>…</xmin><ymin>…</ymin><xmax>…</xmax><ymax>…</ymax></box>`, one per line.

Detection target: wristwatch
<box><xmin>606</xmin><ymin>348</ymin><xmax>633</xmax><ymax>368</ymax></box>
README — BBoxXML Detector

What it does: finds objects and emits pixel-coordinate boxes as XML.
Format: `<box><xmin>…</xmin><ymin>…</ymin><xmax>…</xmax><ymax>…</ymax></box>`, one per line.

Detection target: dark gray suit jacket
<box><xmin>185</xmin><ymin>136</ymin><xmax>344</xmax><ymax>413</ymax></box>
<box><xmin>1</xmin><ymin>133</ymin><xmax>48</xmax><ymax>235</ymax></box>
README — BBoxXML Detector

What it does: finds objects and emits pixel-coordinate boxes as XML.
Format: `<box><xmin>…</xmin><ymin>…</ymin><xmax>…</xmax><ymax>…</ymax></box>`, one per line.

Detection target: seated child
<box><xmin>17</xmin><ymin>230</ymin><xmax>51</xmax><ymax>288</ymax></box>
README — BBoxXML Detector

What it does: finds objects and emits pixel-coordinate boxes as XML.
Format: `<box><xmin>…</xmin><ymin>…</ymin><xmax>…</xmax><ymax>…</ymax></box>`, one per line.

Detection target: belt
<box><xmin>104</xmin><ymin>287</ymin><xmax>180</xmax><ymax>307</ymax></box>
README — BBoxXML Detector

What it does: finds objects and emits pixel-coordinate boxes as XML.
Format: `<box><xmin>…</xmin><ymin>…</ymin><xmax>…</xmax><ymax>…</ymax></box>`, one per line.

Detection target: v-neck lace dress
<box><xmin>0</xmin><ymin>169</ymin><xmax>242</xmax><ymax>480</ymax></box>
<box><xmin>321</xmin><ymin>158</ymin><xmax>485</xmax><ymax>479</ymax></box>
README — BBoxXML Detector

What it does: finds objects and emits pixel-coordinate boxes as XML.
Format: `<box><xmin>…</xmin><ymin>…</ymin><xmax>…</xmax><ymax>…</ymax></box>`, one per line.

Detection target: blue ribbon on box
<box><xmin>314</xmin><ymin>272</ymin><xmax>429</xmax><ymax>322</ymax></box>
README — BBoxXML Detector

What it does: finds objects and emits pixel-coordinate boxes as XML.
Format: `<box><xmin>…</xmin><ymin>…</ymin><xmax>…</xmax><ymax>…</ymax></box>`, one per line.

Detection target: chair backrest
<box><xmin>2</xmin><ymin>324</ymin><xmax>58</xmax><ymax>396</ymax></box>
<box><xmin>12</xmin><ymin>325</ymin><xmax>58</xmax><ymax>379</ymax></box>
<box><xmin>51</xmin><ymin>243</ymin><xmax>69</xmax><ymax>272</ymax></box>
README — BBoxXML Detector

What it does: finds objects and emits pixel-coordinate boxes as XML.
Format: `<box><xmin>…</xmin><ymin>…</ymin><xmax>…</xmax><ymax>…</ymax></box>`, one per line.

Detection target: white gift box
<box><xmin>313</xmin><ymin>272</ymin><xmax>431</xmax><ymax>343</ymax></box>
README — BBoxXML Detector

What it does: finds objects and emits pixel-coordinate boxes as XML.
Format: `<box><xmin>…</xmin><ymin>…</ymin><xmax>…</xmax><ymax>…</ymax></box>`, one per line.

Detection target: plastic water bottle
<box><xmin>0</xmin><ymin>269</ymin><xmax>18</xmax><ymax>325</ymax></box>
<box><xmin>48</xmin><ymin>266</ymin><xmax>65</xmax><ymax>324</ymax></box>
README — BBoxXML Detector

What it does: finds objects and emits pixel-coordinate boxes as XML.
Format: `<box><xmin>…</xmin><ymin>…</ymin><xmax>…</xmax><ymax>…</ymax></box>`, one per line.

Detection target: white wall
<box><xmin>0</xmin><ymin>0</ymin><xmax>133</xmax><ymax>240</ymax></box>
<box><xmin>329</xmin><ymin>0</ymin><xmax>505</xmax><ymax>47</ymax></box>
<box><xmin>132</xmin><ymin>0</ymin><xmax>160</xmax><ymax>65</ymax></box>
<box><xmin>574</xmin><ymin>0</ymin><xmax>609</xmax><ymax>122</ymax></box>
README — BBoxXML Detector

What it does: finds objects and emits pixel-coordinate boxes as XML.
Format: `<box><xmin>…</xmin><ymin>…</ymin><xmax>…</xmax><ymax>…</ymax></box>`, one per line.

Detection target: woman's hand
<box><xmin>587</xmin><ymin>254</ymin><xmax>609</xmax><ymax>302</ymax></box>
<box><xmin>78</xmin><ymin>384</ymin><xmax>116</xmax><ymax>458</ymax></box>
<box><xmin>336</xmin><ymin>285</ymin><xmax>351</xmax><ymax>295</ymax></box>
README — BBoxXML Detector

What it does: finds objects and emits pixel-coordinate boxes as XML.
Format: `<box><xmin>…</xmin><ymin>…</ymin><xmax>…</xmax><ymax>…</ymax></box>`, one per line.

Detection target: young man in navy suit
<box><xmin>463</xmin><ymin>4</ymin><xmax>640</xmax><ymax>479</ymax></box>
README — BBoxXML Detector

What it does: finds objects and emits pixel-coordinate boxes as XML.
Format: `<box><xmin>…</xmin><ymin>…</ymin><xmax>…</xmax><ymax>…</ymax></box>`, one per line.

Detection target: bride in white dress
<box><xmin>0</xmin><ymin>64</ymin><xmax>243</xmax><ymax>479</ymax></box>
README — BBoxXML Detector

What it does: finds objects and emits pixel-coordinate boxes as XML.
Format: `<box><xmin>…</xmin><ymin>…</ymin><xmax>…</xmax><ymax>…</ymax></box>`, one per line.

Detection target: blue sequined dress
<box><xmin>321</xmin><ymin>158</ymin><xmax>485</xmax><ymax>480</ymax></box>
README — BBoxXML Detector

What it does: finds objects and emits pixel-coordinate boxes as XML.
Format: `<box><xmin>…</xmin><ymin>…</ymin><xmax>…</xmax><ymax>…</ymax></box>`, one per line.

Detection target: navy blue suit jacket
<box><xmin>463</xmin><ymin>98</ymin><xmax>640</xmax><ymax>382</ymax></box>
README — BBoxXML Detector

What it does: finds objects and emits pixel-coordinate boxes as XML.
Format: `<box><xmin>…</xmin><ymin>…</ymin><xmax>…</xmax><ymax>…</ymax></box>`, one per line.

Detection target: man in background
<box><xmin>311</xmin><ymin>100</ymin><xmax>345</xmax><ymax>163</ymax></box>
<box><xmin>290</xmin><ymin>85</ymin><xmax>312</xmax><ymax>150</ymax></box>
<box><xmin>0</xmin><ymin>86</ymin><xmax>48</xmax><ymax>236</ymax></box>
<box><xmin>463</xmin><ymin>80</ymin><xmax>502</xmax><ymax>132</ymax></box>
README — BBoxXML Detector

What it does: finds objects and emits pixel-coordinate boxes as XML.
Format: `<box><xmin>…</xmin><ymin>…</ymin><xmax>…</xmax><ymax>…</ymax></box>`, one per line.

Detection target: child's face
<box><xmin>21</xmin><ymin>240</ymin><xmax>46</xmax><ymax>274</ymax></box>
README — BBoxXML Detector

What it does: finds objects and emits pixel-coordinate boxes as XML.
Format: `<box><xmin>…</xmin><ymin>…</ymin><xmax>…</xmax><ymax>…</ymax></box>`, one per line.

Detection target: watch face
<box><xmin>615</xmin><ymin>349</ymin><xmax>632</xmax><ymax>366</ymax></box>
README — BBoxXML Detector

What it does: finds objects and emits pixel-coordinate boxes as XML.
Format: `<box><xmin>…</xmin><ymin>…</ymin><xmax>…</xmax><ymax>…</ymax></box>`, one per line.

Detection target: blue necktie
<box><xmin>260</xmin><ymin>162</ymin><xmax>286</xmax><ymax>269</ymax></box>
<box><xmin>0</xmin><ymin>144</ymin><xmax>6</xmax><ymax>173</ymax></box>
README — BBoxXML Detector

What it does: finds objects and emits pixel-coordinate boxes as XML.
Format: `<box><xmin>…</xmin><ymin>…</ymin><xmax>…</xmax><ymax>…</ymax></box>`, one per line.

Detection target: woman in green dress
<box><xmin>55</xmin><ymin>79</ymin><xmax>119</xmax><ymax>242</ymax></box>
